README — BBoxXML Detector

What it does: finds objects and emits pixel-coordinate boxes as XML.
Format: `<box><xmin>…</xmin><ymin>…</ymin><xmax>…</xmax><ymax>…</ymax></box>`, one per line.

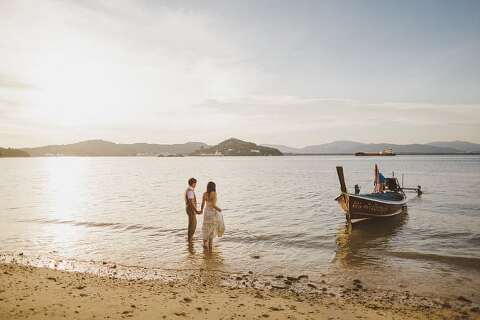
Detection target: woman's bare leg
<box><xmin>208</xmin><ymin>239</ymin><xmax>213</xmax><ymax>250</ymax></box>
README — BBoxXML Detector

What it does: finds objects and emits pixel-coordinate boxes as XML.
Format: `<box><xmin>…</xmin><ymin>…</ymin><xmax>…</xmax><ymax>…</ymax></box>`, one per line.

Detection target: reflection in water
<box><xmin>182</xmin><ymin>242</ymin><xmax>226</xmax><ymax>286</ymax></box>
<box><xmin>184</xmin><ymin>241</ymin><xmax>225</xmax><ymax>273</ymax></box>
<box><xmin>187</xmin><ymin>242</ymin><xmax>196</xmax><ymax>256</ymax></box>
<box><xmin>334</xmin><ymin>212</ymin><xmax>408</xmax><ymax>269</ymax></box>
<box><xmin>201</xmin><ymin>248</ymin><xmax>225</xmax><ymax>271</ymax></box>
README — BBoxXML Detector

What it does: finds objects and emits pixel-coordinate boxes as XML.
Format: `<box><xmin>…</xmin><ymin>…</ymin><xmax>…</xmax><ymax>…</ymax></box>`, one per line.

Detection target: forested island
<box><xmin>191</xmin><ymin>138</ymin><xmax>283</xmax><ymax>156</ymax></box>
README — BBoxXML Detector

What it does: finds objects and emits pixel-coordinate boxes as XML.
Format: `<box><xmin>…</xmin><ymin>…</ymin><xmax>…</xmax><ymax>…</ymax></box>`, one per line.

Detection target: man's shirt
<box><xmin>186</xmin><ymin>186</ymin><xmax>195</xmax><ymax>200</ymax></box>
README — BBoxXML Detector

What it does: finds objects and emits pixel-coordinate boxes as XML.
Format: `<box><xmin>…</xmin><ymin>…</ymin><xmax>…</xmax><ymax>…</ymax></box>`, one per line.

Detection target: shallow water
<box><xmin>1</xmin><ymin>155</ymin><xmax>479</xmax><ymax>295</ymax></box>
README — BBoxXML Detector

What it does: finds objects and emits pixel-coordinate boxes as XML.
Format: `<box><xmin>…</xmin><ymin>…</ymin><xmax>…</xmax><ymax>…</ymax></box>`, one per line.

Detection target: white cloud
<box><xmin>0</xmin><ymin>1</ymin><xmax>479</xmax><ymax>147</ymax></box>
<box><xmin>199</xmin><ymin>96</ymin><xmax>480</xmax><ymax>146</ymax></box>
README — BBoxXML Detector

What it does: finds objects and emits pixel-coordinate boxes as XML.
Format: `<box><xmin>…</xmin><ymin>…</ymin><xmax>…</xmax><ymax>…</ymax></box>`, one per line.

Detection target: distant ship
<box><xmin>355</xmin><ymin>148</ymin><xmax>396</xmax><ymax>156</ymax></box>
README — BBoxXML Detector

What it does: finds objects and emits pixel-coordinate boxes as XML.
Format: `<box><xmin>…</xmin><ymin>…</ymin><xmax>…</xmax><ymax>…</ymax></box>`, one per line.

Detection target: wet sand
<box><xmin>1</xmin><ymin>263</ymin><xmax>478</xmax><ymax>320</ymax></box>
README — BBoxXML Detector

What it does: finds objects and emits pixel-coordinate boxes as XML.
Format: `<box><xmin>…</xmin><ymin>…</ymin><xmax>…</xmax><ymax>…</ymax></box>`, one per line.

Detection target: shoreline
<box><xmin>3</xmin><ymin>250</ymin><xmax>479</xmax><ymax>301</ymax></box>
<box><xmin>2</xmin><ymin>153</ymin><xmax>480</xmax><ymax>158</ymax></box>
<box><xmin>1</xmin><ymin>261</ymin><xmax>479</xmax><ymax>319</ymax></box>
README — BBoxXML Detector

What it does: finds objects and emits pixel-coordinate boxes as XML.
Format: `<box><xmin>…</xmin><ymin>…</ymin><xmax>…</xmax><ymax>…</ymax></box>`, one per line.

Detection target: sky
<box><xmin>1</xmin><ymin>0</ymin><xmax>479</xmax><ymax>148</ymax></box>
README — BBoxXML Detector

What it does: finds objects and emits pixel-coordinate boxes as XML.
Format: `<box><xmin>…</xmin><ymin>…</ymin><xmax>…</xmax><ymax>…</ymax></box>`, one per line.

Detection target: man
<box><xmin>185</xmin><ymin>177</ymin><xmax>201</xmax><ymax>242</ymax></box>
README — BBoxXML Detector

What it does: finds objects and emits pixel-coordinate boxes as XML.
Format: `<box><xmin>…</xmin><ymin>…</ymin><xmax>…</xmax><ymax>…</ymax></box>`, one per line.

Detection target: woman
<box><xmin>201</xmin><ymin>181</ymin><xmax>223</xmax><ymax>251</ymax></box>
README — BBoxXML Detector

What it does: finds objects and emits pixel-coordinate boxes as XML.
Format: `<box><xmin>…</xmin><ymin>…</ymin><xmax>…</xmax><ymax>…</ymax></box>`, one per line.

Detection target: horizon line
<box><xmin>7</xmin><ymin>137</ymin><xmax>480</xmax><ymax>150</ymax></box>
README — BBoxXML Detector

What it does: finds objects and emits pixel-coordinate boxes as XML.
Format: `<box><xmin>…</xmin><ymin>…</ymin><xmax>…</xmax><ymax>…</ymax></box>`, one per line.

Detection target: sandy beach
<box><xmin>1</xmin><ymin>262</ymin><xmax>478</xmax><ymax>320</ymax></box>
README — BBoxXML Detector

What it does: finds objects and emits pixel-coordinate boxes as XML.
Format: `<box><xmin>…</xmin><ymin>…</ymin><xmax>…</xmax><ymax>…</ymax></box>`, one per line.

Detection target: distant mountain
<box><xmin>262</xmin><ymin>144</ymin><xmax>303</xmax><ymax>154</ymax></box>
<box><xmin>263</xmin><ymin>141</ymin><xmax>369</xmax><ymax>154</ymax></box>
<box><xmin>302</xmin><ymin>141</ymin><xmax>370</xmax><ymax>154</ymax></box>
<box><xmin>192</xmin><ymin>138</ymin><xmax>282</xmax><ymax>156</ymax></box>
<box><xmin>14</xmin><ymin>139</ymin><xmax>480</xmax><ymax>157</ymax></box>
<box><xmin>427</xmin><ymin>141</ymin><xmax>480</xmax><ymax>153</ymax></box>
<box><xmin>22</xmin><ymin>140</ymin><xmax>207</xmax><ymax>157</ymax></box>
<box><xmin>0</xmin><ymin>147</ymin><xmax>30</xmax><ymax>157</ymax></box>
<box><xmin>263</xmin><ymin>140</ymin><xmax>479</xmax><ymax>154</ymax></box>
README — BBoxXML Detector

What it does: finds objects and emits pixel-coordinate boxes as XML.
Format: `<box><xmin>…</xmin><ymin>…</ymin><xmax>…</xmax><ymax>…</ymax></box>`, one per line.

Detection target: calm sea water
<box><xmin>1</xmin><ymin>156</ymin><xmax>479</xmax><ymax>294</ymax></box>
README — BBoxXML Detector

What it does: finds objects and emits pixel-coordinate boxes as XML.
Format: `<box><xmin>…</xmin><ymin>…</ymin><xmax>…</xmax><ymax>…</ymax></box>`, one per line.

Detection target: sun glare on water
<box><xmin>43</xmin><ymin>157</ymin><xmax>89</xmax><ymax>219</ymax></box>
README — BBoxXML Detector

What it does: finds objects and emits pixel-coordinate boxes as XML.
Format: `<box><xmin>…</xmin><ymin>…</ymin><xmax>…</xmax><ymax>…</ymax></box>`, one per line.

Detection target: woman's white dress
<box><xmin>202</xmin><ymin>202</ymin><xmax>224</xmax><ymax>240</ymax></box>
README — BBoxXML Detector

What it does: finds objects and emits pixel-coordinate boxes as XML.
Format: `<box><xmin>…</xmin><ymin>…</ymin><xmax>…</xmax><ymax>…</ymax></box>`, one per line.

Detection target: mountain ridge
<box><xmin>3</xmin><ymin>139</ymin><xmax>479</xmax><ymax>157</ymax></box>
<box><xmin>0</xmin><ymin>147</ymin><xmax>30</xmax><ymax>157</ymax></box>
<box><xmin>263</xmin><ymin>140</ymin><xmax>480</xmax><ymax>154</ymax></box>
<box><xmin>22</xmin><ymin>140</ymin><xmax>208</xmax><ymax>156</ymax></box>
<box><xmin>427</xmin><ymin>141</ymin><xmax>480</xmax><ymax>153</ymax></box>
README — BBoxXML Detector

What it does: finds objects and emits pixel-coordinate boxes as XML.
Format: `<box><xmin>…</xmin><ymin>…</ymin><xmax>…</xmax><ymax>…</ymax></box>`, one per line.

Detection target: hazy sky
<box><xmin>1</xmin><ymin>0</ymin><xmax>479</xmax><ymax>148</ymax></box>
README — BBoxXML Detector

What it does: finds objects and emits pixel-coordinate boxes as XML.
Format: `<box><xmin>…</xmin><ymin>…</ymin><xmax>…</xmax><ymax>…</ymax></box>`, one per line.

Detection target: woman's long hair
<box><xmin>206</xmin><ymin>181</ymin><xmax>216</xmax><ymax>200</ymax></box>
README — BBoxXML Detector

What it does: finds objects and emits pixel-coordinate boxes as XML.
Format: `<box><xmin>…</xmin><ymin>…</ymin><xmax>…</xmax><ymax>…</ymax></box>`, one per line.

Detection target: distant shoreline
<box><xmin>2</xmin><ymin>153</ymin><xmax>480</xmax><ymax>158</ymax></box>
<box><xmin>284</xmin><ymin>152</ymin><xmax>480</xmax><ymax>156</ymax></box>
<box><xmin>4</xmin><ymin>138</ymin><xmax>478</xmax><ymax>158</ymax></box>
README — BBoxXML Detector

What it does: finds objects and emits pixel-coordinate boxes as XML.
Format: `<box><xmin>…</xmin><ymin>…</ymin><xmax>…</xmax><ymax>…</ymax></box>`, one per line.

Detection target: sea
<box><xmin>1</xmin><ymin>155</ymin><xmax>479</xmax><ymax>298</ymax></box>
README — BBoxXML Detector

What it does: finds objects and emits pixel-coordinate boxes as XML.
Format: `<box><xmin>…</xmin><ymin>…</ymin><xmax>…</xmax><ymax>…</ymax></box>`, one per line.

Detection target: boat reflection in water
<box><xmin>333</xmin><ymin>211</ymin><xmax>408</xmax><ymax>269</ymax></box>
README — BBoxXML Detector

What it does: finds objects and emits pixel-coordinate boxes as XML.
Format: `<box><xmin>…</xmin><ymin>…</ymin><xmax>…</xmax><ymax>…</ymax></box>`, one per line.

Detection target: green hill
<box><xmin>191</xmin><ymin>138</ymin><xmax>282</xmax><ymax>156</ymax></box>
<box><xmin>0</xmin><ymin>147</ymin><xmax>30</xmax><ymax>157</ymax></box>
<box><xmin>22</xmin><ymin>140</ymin><xmax>207</xmax><ymax>156</ymax></box>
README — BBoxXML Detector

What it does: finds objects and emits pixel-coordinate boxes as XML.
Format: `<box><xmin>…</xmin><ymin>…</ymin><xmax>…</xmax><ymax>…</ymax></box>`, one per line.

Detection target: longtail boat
<box><xmin>335</xmin><ymin>165</ymin><xmax>420</xmax><ymax>221</ymax></box>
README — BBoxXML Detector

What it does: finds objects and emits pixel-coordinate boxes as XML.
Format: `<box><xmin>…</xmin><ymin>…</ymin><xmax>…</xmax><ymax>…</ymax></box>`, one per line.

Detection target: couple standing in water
<box><xmin>185</xmin><ymin>177</ymin><xmax>224</xmax><ymax>250</ymax></box>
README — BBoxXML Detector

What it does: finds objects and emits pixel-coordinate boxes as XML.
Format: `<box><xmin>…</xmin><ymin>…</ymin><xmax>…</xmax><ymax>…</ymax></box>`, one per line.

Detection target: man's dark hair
<box><xmin>188</xmin><ymin>178</ymin><xmax>197</xmax><ymax>186</ymax></box>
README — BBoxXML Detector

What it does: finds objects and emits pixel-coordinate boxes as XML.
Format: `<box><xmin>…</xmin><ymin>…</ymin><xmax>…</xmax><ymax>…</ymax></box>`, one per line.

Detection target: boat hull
<box><xmin>336</xmin><ymin>193</ymin><xmax>407</xmax><ymax>219</ymax></box>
